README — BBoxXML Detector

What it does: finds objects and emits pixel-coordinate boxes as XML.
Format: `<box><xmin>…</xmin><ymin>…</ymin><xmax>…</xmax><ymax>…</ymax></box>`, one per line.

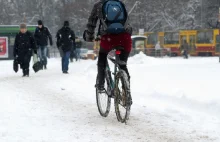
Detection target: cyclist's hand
<box><xmin>95</xmin><ymin>36</ymin><xmax>101</xmax><ymax>41</ymax></box>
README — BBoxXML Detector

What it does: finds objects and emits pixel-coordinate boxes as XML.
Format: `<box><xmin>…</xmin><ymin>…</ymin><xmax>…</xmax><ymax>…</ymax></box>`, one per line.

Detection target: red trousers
<box><xmin>100</xmin><ymin>33</ymin><xmax>132</xmax><ymax>53</ymax></box>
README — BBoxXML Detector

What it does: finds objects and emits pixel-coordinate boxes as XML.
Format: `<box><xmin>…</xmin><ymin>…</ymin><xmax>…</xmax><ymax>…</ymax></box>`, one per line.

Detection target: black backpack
<box><xmin>101</xmin><ymin>0</ymin><xmax>128</xmax><ymax>34</ymax></box>
<box><xmin>60</xmin><ymin>29</ymin><xmax>73</xmax><ymax>46</ymax></box>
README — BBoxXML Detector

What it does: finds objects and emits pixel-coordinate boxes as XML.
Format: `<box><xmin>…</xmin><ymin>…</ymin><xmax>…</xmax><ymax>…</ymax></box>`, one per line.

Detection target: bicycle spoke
<box><xmin>96</xmin><ymin>75</ymin><xmax>111</xmax><ymax>117</ymax></box>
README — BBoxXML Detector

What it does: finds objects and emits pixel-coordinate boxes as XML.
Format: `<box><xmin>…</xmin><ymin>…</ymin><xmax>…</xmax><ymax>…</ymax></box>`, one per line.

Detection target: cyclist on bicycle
<box><xmin>83</xmin><ymin>0</ymin><xmax>132</xmax><ymax>92</ymax></box>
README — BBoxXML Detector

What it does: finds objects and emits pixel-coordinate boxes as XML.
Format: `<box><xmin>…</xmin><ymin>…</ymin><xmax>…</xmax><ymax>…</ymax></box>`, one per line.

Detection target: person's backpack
<box><xmin>101</xmin><ymin>0</ymin><xmax>127</xmax><ymax>34</ymax></box>
<box><xmin>60</xmin><ymin>29</ymin><xmax>73</xmax><ymax>46</ymax></box>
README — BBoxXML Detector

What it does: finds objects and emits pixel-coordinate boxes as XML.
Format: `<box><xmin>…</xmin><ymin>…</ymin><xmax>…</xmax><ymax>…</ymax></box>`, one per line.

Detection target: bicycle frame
<box><xmin>106</xmin><ymin>50</ymin><xmax>123</xmax><ymax>95</ymax></box>
<box><xmin>96</xmin><ymin>48</ymin><xmax>131</xmax><ymax>123</ymax></box>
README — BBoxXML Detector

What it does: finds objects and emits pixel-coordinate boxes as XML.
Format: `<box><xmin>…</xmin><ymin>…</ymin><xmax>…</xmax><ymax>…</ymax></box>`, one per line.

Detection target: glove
<box><xmin>83</xmin><ymin>30</ymin><xmax>94</xmax><ymax>42</ymax></box>
<box><xmin>95</xmin><ymin>36</ymin><xmax>101</xmax><ymax>41</ymax></box>
<box><xmin>56</xmin><ymin>41</ymin><xmax>61</xmax><ymax>48</ymax></box>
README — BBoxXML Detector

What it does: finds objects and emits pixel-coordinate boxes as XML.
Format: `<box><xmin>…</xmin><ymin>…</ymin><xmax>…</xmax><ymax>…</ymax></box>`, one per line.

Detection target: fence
<box><xmin>48</xmin><ymin>48</ymin><xmax>172</xmax><ymax>60</ymax></box>
<box><xmin>130</xmin><ymin>48</ymin><xmax>172</xmax><ymax>57</ymax></box>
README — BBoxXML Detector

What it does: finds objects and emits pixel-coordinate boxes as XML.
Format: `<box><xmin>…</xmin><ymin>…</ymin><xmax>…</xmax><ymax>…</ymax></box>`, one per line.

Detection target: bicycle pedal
<box><xmin>127</xmin><ymin>101</ymin><xmax>133</xmax><ymax>106</ymax></box>
<box><xmin>97</xmin><ymin>90</ymin><xmax>106</xmax><ymax>94</ymax></box>
<box><xmin>109</xmin><ymin>94</ymin><xmax>115</xmax><ymax>98</ymax></box>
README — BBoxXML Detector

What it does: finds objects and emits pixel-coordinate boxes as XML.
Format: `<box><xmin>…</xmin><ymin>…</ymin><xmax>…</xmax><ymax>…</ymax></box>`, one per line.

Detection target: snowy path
<box><xmin>0</xmin><ymin>55</ymin><xmax>220</xmax><ymax>142</ymax></box>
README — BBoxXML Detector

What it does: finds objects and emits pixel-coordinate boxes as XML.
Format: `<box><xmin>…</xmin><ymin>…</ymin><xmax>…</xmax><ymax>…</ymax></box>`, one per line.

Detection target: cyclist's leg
<box><xmin>119</xmin><ymin>51</ymin><xmax>130</xmax><ymax>80</ymax></box>
<box><xmin>118</xmin><ymin>33</ymin><xmax>132</xmax><ymax>80</ymax></box>
<box><xmin>96</xmin><ymin>47</ymin><xmax>108</xmax><ymax>90</ymax></box>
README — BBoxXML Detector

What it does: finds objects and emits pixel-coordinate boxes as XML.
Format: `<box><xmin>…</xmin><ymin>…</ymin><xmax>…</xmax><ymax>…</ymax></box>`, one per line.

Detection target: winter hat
<box><xmin>20</xmin><ymin>23</ymin><xmax>27</xmax><ymax>29</ymax></box>
<box><xmin>64</xmin><ymin>21</ymin><xmax>69</xmax><ymax>27</ymax></box>
<box><xmin>38</xmin><ymin>20</ymin><xmax>43</xmax><ymax>25</ymax></box>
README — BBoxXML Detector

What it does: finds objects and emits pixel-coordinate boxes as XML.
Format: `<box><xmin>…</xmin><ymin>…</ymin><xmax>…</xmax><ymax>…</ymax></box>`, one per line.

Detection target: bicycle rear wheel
<box><xmin>114</xmin><ymin>70</ymin><xmax>131</xmax><ymax>123</ymax></box>
<box><xmin>96</xmin><ymin>71</ymin><xmax>112</xmax><ymax>117</ymax></box>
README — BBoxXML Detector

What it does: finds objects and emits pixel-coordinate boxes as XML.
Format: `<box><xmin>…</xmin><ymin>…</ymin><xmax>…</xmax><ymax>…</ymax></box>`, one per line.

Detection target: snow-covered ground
<box><xmin>0</xmin><ymin>53</ymin><xmax>220</xmax><ymax>142</ymax></box>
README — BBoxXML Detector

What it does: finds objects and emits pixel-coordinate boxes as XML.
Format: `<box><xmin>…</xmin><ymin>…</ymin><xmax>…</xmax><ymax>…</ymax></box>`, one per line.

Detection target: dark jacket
<box><xmin>85</xmin><ymin>0</ymin><xmax>132</xmax><ymax>41</ymax></box>
<box><xmin>34</xmin><ymin>26</ymin><xmax>53</xmax><ymax>46</ymax></box>
<box><xmin>181</xmin><ymin>42</ymin><xmax>189</xmax><ymax>52</ymax></box>
<box><xmin>14</xmin><ymin>31</ymin><xmax>37</xmax><ymax>62</ymax></box>
<box><xmin>56</xmin><ymin>27</ymin><xmax>75</xmax><ymax>52</ymax></box>
<box><xmin>75</xmin><ymin>39</ymin><xmax>82</xmax><ymax>49</ymax></box>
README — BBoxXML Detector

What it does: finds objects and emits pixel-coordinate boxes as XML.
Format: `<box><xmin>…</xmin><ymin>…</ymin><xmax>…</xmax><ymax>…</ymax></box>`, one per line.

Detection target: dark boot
<box><xmin>96</xmin><ymin>66</ymin><xmax>105</xmax><ymax>91</ymax></box>
<box><xmin>44</xmin><ymin>65</ymin><xmax>47</xmax><ymax>70</ymax></box>
<box><xmin>22</xmin><ymin>69</ymin><xmax>29</xmax><ymax>77</ymax></box>
<box><xmin>63</xmin><ymin>71</ymin><xmax>69</xmax><ymax>74</ymax></box>
<box><xmin>26</xmin><ymin>69</ymin><xmax>29</xmax><ymax>77</ymax></box>
<box><xmin>22</xmin><ymin>69</ymin><xmax>26</xmax><ymax>77</ymax></box>
<box><xmin>70</xmin><ymin>58</ymin><xmax>73</xmax><ymax>62</ymax></box>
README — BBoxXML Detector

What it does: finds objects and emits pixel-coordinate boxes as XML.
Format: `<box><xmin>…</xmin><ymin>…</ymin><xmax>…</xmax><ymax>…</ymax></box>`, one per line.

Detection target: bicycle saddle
<box><xmin>114</xmin><ymin>46</ymin><xmax>124</xmax><ymax>51</ymax></box>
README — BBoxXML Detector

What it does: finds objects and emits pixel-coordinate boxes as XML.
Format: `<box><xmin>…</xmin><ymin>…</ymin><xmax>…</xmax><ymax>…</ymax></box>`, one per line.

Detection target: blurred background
<box><xmin>0</xmin><ymin>0</ymin><xmax>220</xmax><ymax>35</ymax></box>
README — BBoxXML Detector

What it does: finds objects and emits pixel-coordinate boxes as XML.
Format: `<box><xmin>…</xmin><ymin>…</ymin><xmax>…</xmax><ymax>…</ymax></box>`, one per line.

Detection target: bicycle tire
<box><xmin>96</xmin><ymin>70</ymin><xmax>112</xmax><ymax>117</ymax></box>
<box><xmin>114</xmin><ymin>70</ymin><xmax>131</xmax><ymax>123</ymax></box>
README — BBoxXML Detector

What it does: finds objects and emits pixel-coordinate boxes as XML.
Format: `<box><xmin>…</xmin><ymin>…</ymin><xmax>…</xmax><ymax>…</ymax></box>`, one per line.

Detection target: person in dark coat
<box><xmin>14</xmin><ymin>23</ymin><xmax>37</xmax><ymax>77</ymax></box>
<box><xmin>34</xmin><ymin>20</ymin><xmax>53</xmax><ymax>69</ymax></box>
<box><xmin>181</xmin><ymin>40</ymin><xmax>189</xmax><ymax>59</ymax></box>
<box><xmin>56</xmin><ymin>21</ymin><xmax>75</xmax><ymax>74</ymax></box>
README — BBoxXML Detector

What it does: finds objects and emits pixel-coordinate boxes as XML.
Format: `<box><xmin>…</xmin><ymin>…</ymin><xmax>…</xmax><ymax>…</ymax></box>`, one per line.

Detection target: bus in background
<box><xmin>0</xmin><ymin>25</ymin><xmax>36</xmax><ymax>60</ymax></box>
<box><xmin>196</xmin><ymin>29</ymin><xmax>220</xmax><ymax>56</ymax></box>
<box><xmin>144</xmin><ymin>29</ymin><xmax>220</xmax><ymax>56</ymax></box>
<box><xmin>162</xmin><ymin>31</ymin><xmax>180</xmax><ymax>56</ymax></box>
<box><xmin>146</xmin><ymin>31</ymin><xmax>180</xmax><ymax>56</ymax></box>
<box><xmin>146</xmin><ymin>32</ymin><xmax>157</xmax><ymax>49</ymax></box>
<box><xmin>179</xmin><ymin>30</ymin><xmax>197</xmax><ymax>56</ymax></box>
<box><xmin>145</xmin><ymin>32</ymin><xmax>158</xmax><ymax>56</ymax></box>
<box><xmin>216</xmin><ymin>30</ymin><xmax>220</xmax><ymax>56</ymax></box>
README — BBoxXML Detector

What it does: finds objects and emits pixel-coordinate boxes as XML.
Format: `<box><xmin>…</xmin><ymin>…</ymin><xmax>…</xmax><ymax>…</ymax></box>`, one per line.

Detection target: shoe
<box><xmin>96</xmin><ymin>66</ymin><xmax>105</xmax><ymax>85</ymax></box>
<box><xmin>127</xmin><ymin>96</ymin><xmax>133</xmax><ymax>106</ymax></box>
<box><xmin>26</xmin><ymin>69</ymin><xmax>29</xmax><ymax>77</ymax></box>
<box><xmin>95</xmin><ymin>83</ymin><xmax>105</xmax><ymax>91</ymax></box>
<box><xmin>95</xmin><ymin>84</ymin><xmax>105</xmax><ymax>94</ymax></box>
<box><xmin>63</xmin><ymin>71</ymin><xmax>69</xmax><ymax>74</ymax></box>
<box><xmin>22</xmin><ymin>69</ymin><xmax>29</xmax><ymax>77</ymax></box>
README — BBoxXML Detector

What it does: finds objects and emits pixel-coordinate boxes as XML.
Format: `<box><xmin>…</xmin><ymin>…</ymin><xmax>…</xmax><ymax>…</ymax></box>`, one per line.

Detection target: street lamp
<box><xmin>218</xmin><ymin>7</ymin><xmax>220</xmax><ymax>23</ymax></box>
<box><xmin>201</xmin><ymin>0</ymin><xmax>203</xmax><ymax>28</ymax></box>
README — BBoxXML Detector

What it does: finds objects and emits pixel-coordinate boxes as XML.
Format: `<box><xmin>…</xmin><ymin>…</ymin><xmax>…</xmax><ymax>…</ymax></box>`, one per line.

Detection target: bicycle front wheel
<box><xmin>114</xmin><ymin>70</ymin><xmax>131</xmax><ymax>123</ymax></box>
<box><xmin>96</xmin><ymin>71</ymin><xmax>112</xmax><ymax>117</ymax></box>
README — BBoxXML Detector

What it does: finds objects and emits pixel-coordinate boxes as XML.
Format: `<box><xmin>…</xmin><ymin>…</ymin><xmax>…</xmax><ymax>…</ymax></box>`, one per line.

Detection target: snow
<box><xmin>131</xmin><ymin>35</ymin><xmax>147</xmax><ymax>39</ymax></box>
<box><xmin>0</xmin><ymin>54</ymin><xmax>220</xmax><ymax>142</ymax></box>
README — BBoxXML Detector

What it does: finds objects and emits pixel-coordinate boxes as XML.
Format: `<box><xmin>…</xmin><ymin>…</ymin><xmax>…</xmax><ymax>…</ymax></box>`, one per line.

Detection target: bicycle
<box><xmin>96</xmin><ymin>46</ymin><xmax>132</xmax><ymax>124</ymax></box>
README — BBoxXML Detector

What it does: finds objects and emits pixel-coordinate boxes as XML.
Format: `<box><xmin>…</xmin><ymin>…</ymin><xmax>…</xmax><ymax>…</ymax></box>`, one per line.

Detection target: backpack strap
<box><xmin>100</xmin><ymin>19</ymin><xmax>108</xmax><ymax>30</ymax></box>
<box><xmin>113</xmin><ymin>8</ymin><xmax>122</xmax><ymax>21</ymax></box>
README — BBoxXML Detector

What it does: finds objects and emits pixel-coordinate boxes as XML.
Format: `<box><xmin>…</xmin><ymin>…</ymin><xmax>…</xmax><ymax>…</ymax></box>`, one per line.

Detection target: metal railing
<box><xmin>48</xmin><ymin>48</ymin><xmax>172</xmax><ymax>60</ymax></box>
<box><xmin>130</xmin><ymin>48</ymin><xmax>172</xmax><ymax>57</ymax></box>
